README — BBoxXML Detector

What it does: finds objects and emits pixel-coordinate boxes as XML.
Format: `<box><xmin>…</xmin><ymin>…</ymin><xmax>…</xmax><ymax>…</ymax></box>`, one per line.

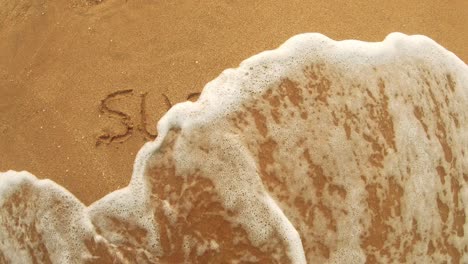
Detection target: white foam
<box><xmin>1</xmin><ymin>32</ymin><xmax>467</xmax><ymax>263</ymax></box>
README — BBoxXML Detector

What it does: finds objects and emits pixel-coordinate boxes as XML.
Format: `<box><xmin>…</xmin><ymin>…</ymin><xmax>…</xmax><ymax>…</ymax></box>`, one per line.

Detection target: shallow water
<box><xmin>1</xmin><ymin>33</ymin><xmax>467</xmax><ymax>263</ymax></box>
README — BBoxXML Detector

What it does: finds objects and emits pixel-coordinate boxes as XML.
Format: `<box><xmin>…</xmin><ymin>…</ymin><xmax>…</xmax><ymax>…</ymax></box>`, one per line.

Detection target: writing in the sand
<box><xmin>96</xmin><ymin>89</ymin><xmax>200</xmax><ymax>146</ymax></box>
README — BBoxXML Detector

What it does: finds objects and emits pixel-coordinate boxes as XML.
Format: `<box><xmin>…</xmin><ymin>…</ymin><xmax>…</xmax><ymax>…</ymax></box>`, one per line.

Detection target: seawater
<box><xmin>1</xmin><ymin>33</ymin><xmax>467</xmax><ymax>263</ymax></box>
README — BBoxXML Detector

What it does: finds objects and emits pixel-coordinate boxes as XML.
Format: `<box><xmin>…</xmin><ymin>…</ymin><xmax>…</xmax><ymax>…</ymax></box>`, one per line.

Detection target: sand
<box><xmin>1</xmin><ymin>0</ymin><xmax>467</xmax><ymax>205</ymax></box>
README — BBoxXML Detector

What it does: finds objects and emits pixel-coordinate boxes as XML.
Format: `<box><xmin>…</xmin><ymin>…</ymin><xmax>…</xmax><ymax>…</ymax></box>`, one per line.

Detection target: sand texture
<box><xmin>0</xmin><ymin>0</ymin><xmax>467</xmax><ymax>205</ymax></box>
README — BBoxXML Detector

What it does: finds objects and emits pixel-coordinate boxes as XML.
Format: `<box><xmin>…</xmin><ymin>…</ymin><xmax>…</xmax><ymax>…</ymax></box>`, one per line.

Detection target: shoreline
<box><xmin>1</xmin><ymin>0</ymin><xmax>467</xmax><ymax>205</ymax></box>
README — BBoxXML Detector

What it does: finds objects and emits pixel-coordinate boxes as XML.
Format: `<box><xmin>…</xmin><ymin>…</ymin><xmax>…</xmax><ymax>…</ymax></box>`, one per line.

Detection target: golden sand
<box><xmin>0</xmin><ymin>0</ymin><xmax>467</xmax><ymax>207</ymax></box>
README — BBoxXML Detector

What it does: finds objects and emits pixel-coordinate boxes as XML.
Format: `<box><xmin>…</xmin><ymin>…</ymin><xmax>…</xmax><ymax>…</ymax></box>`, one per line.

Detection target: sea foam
<box><xmin>1</xmin><ymin>33</ymin><xmax>467</xmax><ymax>263</ymax></box>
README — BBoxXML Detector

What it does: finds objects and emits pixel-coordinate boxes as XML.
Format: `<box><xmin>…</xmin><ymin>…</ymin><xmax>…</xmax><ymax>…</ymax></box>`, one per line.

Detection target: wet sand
<box><xmin>1</xmin><ymin>0</ymin><xmax>467</xmax><ymax>205</ymax></box>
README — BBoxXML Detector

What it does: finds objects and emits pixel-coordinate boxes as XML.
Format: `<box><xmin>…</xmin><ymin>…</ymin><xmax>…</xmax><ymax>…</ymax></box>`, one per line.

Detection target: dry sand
<box><xmin>1</xmin><ymin>0</ymin><xmax>467</xmax><ymax>205</ymax></box>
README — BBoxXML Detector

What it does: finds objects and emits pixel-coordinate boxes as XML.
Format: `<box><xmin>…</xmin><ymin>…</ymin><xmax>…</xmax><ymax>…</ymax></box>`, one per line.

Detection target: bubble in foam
<box><xmin>1</xmin><ymin>32</ymin><xmax>468</xmax><ymax>263</ymax></box>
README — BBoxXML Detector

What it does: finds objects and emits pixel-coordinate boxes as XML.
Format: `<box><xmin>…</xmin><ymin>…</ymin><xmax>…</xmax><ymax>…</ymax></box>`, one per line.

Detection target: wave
<box><xmin>1</xmin><ymin>33</ymin><xmax>467</xmax><ymax>263</ymax></box>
